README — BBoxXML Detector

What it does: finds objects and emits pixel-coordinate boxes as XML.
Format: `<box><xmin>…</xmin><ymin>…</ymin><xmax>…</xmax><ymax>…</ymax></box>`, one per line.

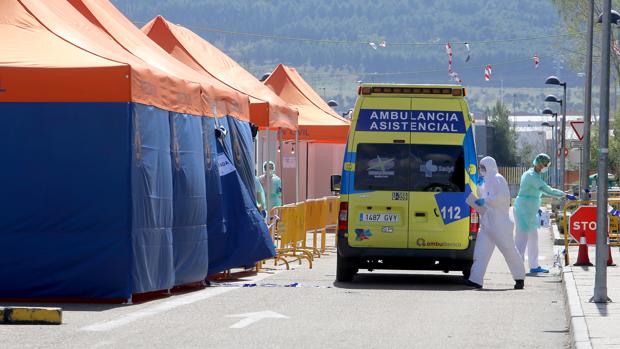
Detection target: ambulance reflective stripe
<box><xmin>356</xmin><ymin>109</ymin><xmax>466</xmax><ymax>133</ymax></box>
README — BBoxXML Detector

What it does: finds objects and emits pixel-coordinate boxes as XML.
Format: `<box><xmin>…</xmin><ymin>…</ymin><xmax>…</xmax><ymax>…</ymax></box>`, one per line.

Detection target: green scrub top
<box><xmin>514</xmin><ymin>168</ymin><xmax>564</xmax><ymax>233</ymax></box>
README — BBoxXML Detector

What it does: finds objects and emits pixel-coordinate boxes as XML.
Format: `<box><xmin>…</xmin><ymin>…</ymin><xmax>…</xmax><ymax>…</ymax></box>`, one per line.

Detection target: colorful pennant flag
<box><xmin>445</xmin><ymin>43</ymin><xmax>463</xmax><ymax>83</ymax></box>
<box><xmin>533</xmin><ymin>53</ymin><xmax>540</xmax><ymax>68</ymax></box>
<box><xmin>464</xmin><ymin>42</ymin><xmax>471</xmax><ymax>62</ymax></box>
<box><xmin>484</xmin><ymin>64</ymin><xmax>492</xmax><ymax>81</ymax></box>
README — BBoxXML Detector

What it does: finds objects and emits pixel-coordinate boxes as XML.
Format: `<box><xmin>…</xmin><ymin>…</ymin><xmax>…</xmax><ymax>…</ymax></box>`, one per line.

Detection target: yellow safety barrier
<box><xmin>268</xmin><ymin>203</ymin><xmax>313</xmax><ymax>269</ymax></box>
<box><xmin>324</xmin><ymin>196</ymin><xmax>340</xmax><ymax>248</ymax></box>
<box><xmin>325</xmin><ymin>196</ymin><xmax>340</xmax><ymax>228</ymax></box>
<box><xmin>264</xmin><ymin>195</ymin><xmax>341</xmax><ymax>269</ymax></box>
<box><xmin>303</xmin><ymin>198</ymin><xmax>329</xmax><ymax>256</ymax></box>
<box><xmin>562</xmin><ymin>198</ymin><xmax>620</xmax><ymax>265</ymax></box>
<box><xmin>303</xmin><ymin>199</ymin><xmax>322</xmax><ymax>257</ymax></box>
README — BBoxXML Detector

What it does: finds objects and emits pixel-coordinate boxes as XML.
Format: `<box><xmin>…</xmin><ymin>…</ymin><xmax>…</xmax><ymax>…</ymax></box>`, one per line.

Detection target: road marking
<box><xmin>227</xmin><ymin>310</ymin><xmax>288</xmax><ymax>329</ymax></box>
<box><xmin>524</xmin><ymin>256</ymin><xmax>547</xmax><ymax>260</ymax></box>
<box><xmin>81</xmin><ymin>271</ymin><xmax>280</xmax><ymax>332</ymax></box>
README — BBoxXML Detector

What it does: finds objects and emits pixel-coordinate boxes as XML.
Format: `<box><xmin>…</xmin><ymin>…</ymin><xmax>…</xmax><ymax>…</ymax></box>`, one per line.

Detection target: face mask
<box><xmin>479</xmin><ymin>169</ymin><xmax>486</xmax><ymax>177</ymax></box>
<box><xmin>541</xmin><ymin>166</ymin><xmax>549</xmax><ymax>173</ymax></box>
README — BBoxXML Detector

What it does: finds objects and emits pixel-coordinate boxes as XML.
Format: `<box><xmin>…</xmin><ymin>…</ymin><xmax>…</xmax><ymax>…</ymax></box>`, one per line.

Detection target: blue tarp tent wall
<box><xmin>0</xmin><ymin>102</ymin><xmax>183</xmax><ymax>299</ymax></box>
<box><xmin>206</xmin><ymin>117</ymin><xmax>276</xmax><ymax>274</ymax></box>
<box><xmin>0</xmin><ymin>102</ymin><xmax>135</xmax><ymax>299</ymax></box>
<box><xmin>169</xmin><ymin>112</ymin><xmax>209</xmax><ymax>286</ymax></box>
<box><xmin>0</xmin><ymin>102</ymin><xmax>274</xmax><ymax>299</ymax></box>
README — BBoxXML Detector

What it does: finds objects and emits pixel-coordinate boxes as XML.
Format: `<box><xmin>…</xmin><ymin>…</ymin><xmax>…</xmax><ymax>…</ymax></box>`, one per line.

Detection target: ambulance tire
<box><xmin>336</xmin><ymin>255</ymin><xmax>357</xmax><ymax>282</ymax></box>
<box><xmin>462</xmin><ymin>264</ymin><xmax>472</xmax><ymax>279</ymax></box>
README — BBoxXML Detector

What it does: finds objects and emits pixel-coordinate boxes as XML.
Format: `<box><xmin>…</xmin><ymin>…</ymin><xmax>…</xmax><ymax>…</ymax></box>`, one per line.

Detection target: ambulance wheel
<box><xmin>336</xmin><ymin>255</ymin><xmax>357</xmax><ymax>282</ymax></box>
<box><xmin>462</xmin><ymin>266</ymin><xmax>471</xmax><ymax>280</ymax></box>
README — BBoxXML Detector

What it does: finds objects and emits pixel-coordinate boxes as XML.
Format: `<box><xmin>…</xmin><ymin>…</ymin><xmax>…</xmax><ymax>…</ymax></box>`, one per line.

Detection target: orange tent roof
<box><xmin>1</xmin><ymin>0</ymin><xmax>205</xmax><ymax>114</ymax></box>
<box><xmin>66</xmin><ymin>0</ymin><xmax>251</xmax><ymax>120</ymax></box>
<box><xmin>142</xmin><ymin>16</ymin><xmax>299</xmax><ymax>131</ymax></box>
<box><xmin>0</xmin><ymin>0</ymin><xmax>133</xmax><ymax>103</ymax></box>
<box><xmin>264</xmin><ymin>64</ymin><xmax>350</xmax><ymax>143</ymax></box>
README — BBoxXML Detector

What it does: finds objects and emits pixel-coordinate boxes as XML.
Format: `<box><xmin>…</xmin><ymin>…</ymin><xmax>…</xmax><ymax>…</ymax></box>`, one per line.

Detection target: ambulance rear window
<box><xmin>354</xmin><ymin>143</ymin><xmax>409</xmax><ymax>191</ymax></box>
<box><xmin>410</xmin><ymin>145</ymin><xmax>465</xmax><ymax>192</ymax></box>
<box><xmin>354</xmin><ymin>143</ymin><xmax>465</xmax><ymax>192</ymax></box>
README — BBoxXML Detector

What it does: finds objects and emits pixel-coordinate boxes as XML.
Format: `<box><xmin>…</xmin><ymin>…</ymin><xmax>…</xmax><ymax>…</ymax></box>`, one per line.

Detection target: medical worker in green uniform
<box><xmin>259</xmin><ymin>161</ymin><xmax>282</xmax><ymax>211</ymax></box>
<box><xmin>514</xmin><ymin>154</ymin><xmax>566</xmax><ymax>273</ymax></box>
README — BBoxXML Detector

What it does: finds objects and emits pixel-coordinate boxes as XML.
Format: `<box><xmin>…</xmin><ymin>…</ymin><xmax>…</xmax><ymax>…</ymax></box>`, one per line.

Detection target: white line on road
<box><xmin>226</xmin><ymin>310</ymin><xmax>288</xmax><ymax>329</ymax></box>
<box><xmin>81</xmin><ymin>271</ymin><xmax>280</xmax><ymax>332</ymax></box>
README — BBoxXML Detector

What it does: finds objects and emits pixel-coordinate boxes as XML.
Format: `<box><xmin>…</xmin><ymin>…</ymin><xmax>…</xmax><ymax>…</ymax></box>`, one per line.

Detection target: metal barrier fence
<box><xmin>562</xmin><ymin>198</ymin><xmax>620</xmax><ymax>266</ymax></box>
<box><xmin>267</xmin><ymin>196</ymin><xmax>339</xmax><ymax>269</ymax></box>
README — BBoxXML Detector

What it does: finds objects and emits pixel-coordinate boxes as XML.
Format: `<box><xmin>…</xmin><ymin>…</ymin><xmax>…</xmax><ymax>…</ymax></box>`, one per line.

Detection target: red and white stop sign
<box><xmin>569</xmin><ymin>206</ymin><xmax>608</xmax><ymax>244</ymax></box>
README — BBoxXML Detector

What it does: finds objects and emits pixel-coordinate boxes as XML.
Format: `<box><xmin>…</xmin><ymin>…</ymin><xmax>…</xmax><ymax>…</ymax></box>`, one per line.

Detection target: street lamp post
<box><xmin>542</xmin><ymin>108</ymin><xmax>558</xmax><ymax>186</ymax></box>
<box><xmin>581</xmin><ymin>1</ymin><xmax>594</xmax><ymax>201</ymax></box>
<box><xmin>545</xmin><ymin>95</ymin><xmax>563</xmax><ymax>188</ymax></box>
<box><xmin>545</xmin><ymin>77</ymin><xmax>567</xmax><ymax>192</ymax></box>
<box><xmin>591</xmin><ymin>2</ymin><xmax>617</xmax><ymax>304</ymax></box>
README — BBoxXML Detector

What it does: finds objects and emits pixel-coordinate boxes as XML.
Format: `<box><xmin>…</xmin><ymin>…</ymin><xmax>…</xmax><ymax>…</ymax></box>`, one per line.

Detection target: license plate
<box><xmin>359</xmin><ymin>213</ymin><xmax>400</xmax><ymax>222</ymax></box>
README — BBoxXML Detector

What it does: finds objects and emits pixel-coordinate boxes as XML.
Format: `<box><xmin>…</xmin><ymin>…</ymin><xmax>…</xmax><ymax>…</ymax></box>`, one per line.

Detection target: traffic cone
<box><xmin>607</xmin><ymin>237</ymin><xmax>616</xmax><ymax>267</ymax></box>
<box><xmin>574</xmin><ymin>232</ymin><xmax>593</xmax><ymax>266</ymax></box>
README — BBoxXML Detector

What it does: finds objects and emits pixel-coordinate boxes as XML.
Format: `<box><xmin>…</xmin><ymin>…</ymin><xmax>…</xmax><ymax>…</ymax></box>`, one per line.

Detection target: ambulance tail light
<box><xmin>338</xmin><ymin>202</ymin><xmax>349</xmax><ymax>231</ymax></box>
<box><xmin>470</xmin><ymin>208</ymin><xmax>479</xmax><ymax>234</ymax></box>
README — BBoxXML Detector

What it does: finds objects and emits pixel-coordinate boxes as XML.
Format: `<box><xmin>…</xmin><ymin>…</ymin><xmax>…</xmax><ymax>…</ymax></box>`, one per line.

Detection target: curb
<box><xmin>1</xmin><ymin>307</ymin><xmax>62</xmax><ymax>325</ymax></box>
<box><xmin>552</xmin><ymin>221</ymin><xmax>565</xmax><ymax>246</ymax></box>
<box><xmin>551</xmin><ymin>221</ymin><xmax>593</xmax><ymax>348</ymax></box>
<box><xmin>562</xmin><ymin>268</ymin><xmax>592</xmax><ymax>349</ymax></box>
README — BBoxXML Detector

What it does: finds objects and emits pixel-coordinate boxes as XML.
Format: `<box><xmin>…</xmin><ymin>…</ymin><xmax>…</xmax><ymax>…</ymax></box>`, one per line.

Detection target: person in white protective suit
<box><xmin>465</xmin><ymin>156</ymin><xmax>526</xmax><ymax>289</ymax></box>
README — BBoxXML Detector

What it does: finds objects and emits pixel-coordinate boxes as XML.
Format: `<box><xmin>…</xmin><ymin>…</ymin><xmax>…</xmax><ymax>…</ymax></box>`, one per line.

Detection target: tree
<box><xmin>520</xmin><ymin>143</ymin><xmax>535</xmax><ymax>167</ymax></box>
<box><xmin>486</xmin><ymin>101</ymin><xmax>519</xmax><ymax>166</ymax></box>
<box><xmin>551</xmin><ymin>0</ymin><xmax>620</xmax><ymax>79</ymax></box>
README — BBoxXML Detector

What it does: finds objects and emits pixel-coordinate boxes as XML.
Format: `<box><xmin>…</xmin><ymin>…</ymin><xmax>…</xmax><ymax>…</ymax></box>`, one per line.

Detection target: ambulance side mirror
<box><xmin>330</xmin><ymin>175</ymin><xmax>342</xmax><ymax>194</ymax></box>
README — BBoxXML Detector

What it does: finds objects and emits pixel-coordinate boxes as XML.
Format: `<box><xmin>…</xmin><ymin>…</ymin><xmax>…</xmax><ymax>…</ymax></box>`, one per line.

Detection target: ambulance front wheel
<box><xmin>336</xmin><ymin>255</ymin><xmax>357</xmax><ymax>282</ymax></box>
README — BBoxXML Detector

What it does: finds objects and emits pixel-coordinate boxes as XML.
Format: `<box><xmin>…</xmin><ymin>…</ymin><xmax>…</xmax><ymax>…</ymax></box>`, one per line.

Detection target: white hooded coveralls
<box><xmin>469</xmin><ymin>157</ymin><xmax>526</xmax><ymax>285</ymax></box>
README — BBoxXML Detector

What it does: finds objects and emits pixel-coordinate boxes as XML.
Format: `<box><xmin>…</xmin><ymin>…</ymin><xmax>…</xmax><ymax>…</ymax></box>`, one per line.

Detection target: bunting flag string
<box><xmin>464</xmin><ymin>42</ymin><xmax>471</xmax><ymax>62</ymax></box>
<box><xmin>369</xmin><ymin>41</ymin><xmax>387</xmax><ymax>50</ymax></box>
<box><xmin>445</xmin><ymin>43</ymin><xmax>463</xmax><ymax>83</ymax></box>
<box><xmin>484</xmin><ymin>64</ymin><xmax>492</xmax><ymax>81</ymax></box>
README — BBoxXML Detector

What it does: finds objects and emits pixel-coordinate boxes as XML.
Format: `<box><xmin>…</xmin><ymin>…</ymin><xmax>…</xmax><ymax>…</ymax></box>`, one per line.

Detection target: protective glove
<box><xmin>476</xmin><ymin>177</ymin><xmax>484</xmax><ymax>186</ymax></box>
<box><xmin>474</xmin><ymin>198</ymin><xmax>485</xmax><ymax>206</ymax></box>
<box><xmin>565</xmin><ymin>194</ymin><xmax>577</xmax><ymax>201</ymax></box>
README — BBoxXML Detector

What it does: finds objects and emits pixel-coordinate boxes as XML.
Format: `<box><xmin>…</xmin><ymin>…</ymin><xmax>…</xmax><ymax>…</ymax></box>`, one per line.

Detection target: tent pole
<box><xmin>295</xmin><ymin>130</ymin><xmax>299</xmax><ymax>203</ymax></box>
<box><xmin>306</xmin><ymin>142</ymin><xmax>309</xmax><ymax>200</ymax></box>
<box><xmin>265</xmin><ymin>129</ymin><xmax>271</xmax><ymax>218</ymax></box>
<box><xmin>254</xmin><ymin>130</ymin><xmax>258</xmax><ymax>176</ymax></box>
<box><xmin>278</xmin><ymin>129</ymin><xmax>284</xmax><ymax>201</ymax></box>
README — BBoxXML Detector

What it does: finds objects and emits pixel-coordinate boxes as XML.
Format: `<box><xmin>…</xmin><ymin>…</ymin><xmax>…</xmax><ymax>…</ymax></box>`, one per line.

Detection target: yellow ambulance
<box><xmin>336</xmin><ymin>84</ymin><xmax>479</xmax><ymax>282</ymax></box>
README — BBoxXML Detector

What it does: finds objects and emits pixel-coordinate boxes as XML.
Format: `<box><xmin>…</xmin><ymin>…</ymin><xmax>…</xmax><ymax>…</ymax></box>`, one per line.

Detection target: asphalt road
<box><xmin>0</xmin><ymin>231</ymin><xmax>568</xmax><ymax>349</ymax></box>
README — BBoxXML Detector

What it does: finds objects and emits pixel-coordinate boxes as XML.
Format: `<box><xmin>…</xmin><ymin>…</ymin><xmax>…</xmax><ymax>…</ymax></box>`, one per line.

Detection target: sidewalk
<box><xmin>556</xmin><ymin>226</ymin><xmax>620</xmax><ymax>348</ymax></box>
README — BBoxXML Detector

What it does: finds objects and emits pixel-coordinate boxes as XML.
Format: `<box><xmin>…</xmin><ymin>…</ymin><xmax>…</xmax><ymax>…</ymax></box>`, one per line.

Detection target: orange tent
<box><xmin>263</xmin><ymin>64</ymin><xmax>350</xmax><ymax>143</ymax></box>
<box><xmin>142</xmin><ymin>16</ymin><xmax>299</xmax><ymax>131</ymax></box>
<box><xmin>66</xmin><ymin>0</ymin><xmax>251</xmax><ymax>120</ymax></box>
<box><xmin>0</xmin><ymin>0</ymin><xmax>203</xmax><ymax>114</ymax></box>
